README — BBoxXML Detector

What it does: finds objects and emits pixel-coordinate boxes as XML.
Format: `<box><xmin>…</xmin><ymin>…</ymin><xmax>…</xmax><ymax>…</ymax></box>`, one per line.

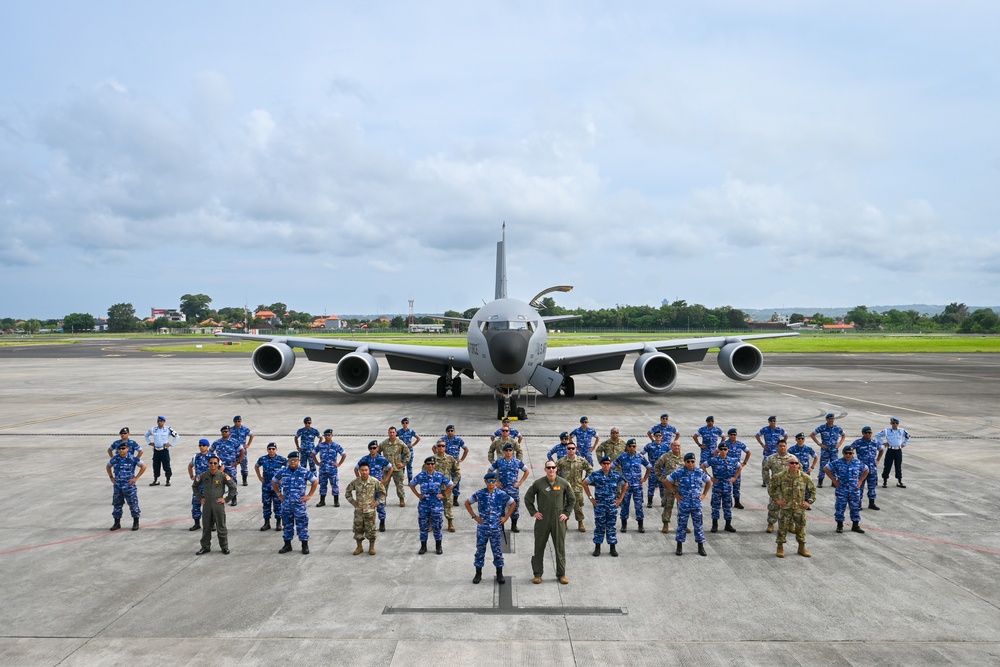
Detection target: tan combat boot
<box><xmin>661</xmin><ymin>522</ymin><xmax>670</xmax><ymax>534</ymax></box>
<box><xmin>776</xmin><ymin>544</ymin><xmax>784</xmax><ymax>558</ymax></box>
<box><xmin>448</xmin><ymin>518</ymin><xmax>455</xmax><ymax>533</ymax></box>
<box><xmin>368</xmin><ymin>539</ymin><xmax>377</xmax><ymax>555</ymax></box>
<box><xmin>578</xmin><ymin>521</ymin><xmax>586</xmax><ymax>532</ymax></box>
<box><xmin>353</xmin><ymin>539</ymin><xmax>364</xmax><ymax>555</ymax></box>
<box><xmin>797</xmin><ymin>541</ymin><xmax>811</xmax><ymax>557</ymax></box>
<box><xmin>766</xmin><ymin>522</ymin><xmax>774</xmax><ymax>533</ymax></box>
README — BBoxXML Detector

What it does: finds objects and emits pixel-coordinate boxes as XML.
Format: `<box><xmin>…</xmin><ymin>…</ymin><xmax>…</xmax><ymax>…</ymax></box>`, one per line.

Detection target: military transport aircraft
<box><xmin>216</xmin><ymin>227</ymin><xmax>796</xmax><ymax>420</ymax></box>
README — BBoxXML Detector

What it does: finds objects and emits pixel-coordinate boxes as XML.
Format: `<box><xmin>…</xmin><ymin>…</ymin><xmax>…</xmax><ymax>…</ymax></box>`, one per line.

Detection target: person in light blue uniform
<box><xmin>255</xmin><ymin>442</ymin><xmax>287</xmax><ymax>531</ymax></box>
<box><xmin>397</xmin><ymin>417</ymin><xmax>421</xmax><ymax>482</ymax></box>
<box><xmin>210</xmin><ymin>426</ymin><xmax>242</xmax><ymax>506</ymax></box>
<box><xmin>571</xmin><ymin>416</ymin><xmax>599</xmax><ymax>464</ymax></box>
<box><xmin>273</xmin><ymin>451</ymin><xmax>319</xmax><ymax>554</ymax></box>
<box><xmin>294</xmin><ymin>417</ymin><xmax>320</xmax><ymax>474</ymax></box>
<box><xmin>825</xmin><ymin>446</ymin><xmax>869</xmax><ymax>534</ymax></box>
<box><xmin>229</xmin><ymin>415</ymin><xmax>254</xmax><ymax>486</ymax></box>
<box><xmin>811</xmin><ymin>413</ymin><xmax>846</xmax><ymax>486</ymax></box>
<box><xmin>314</xmin><ymin>428</ymin><xmax>347</xmax><ymax>507</ymax></box>
<box><xmin>665</xmin><ymin>453</ymin><xmax>711</xmax><ymax>556</ymax></box>
<box><xmin>613</xmin><ymin>439</ymin><xmax>651</xmax><ymax>532</ymax></box>
<box><xmin>187</xmin><ymin>439</ymin><xmax>213</xmax><ymax>531</ymax></box>
<box><xmin>490</xmin><ymin>444</ymin><xmax>530</xmax><ymax>533</ymax></box>
<box><xmin>852</xmin><ymin>427</ymin><xmax>883</xmax><ymax>510</ymax></box>
<box><xmin>582</xmin><ymin>456</ymin><xmax>626</xmax><ymax>557</ymax></box>
<box><xmin>702</xmin><ymin>442</ymin><xmax>742</xmax><ymax>533</ymax></box>
<box><xmin>465</xmin><ymin>472</ymin><xmax>515</xmax><ymax>584</ymax></box>
<box><xmin>356</xmin><ymin>441</ymin><xmax>392</xmax><ymax>532</ymax></box>
<box><xmin>693</xmin><ymin>416</ymin><xmax>723</xmax><ymax>465</ymax></box>
<box><xmin>718</xmin><ymin>428</ymin><xmax>751</xmax><ymax>509</ymax></box>
<box><xmin>788</xmin><ymin>433</ymin><xmax>818</xmax><ymax>477</ymax></box>
<box><xmin>642</xmin><ymin>431</ymin><xmax>670</xmax><ymax>508</ymax></box>
<box><xmin>409</xmin><ymin>457</ymin><xmax>454</xmax><ymax>555</ymax></box>
<box><xmin>441</xmin><ymin>424</ymin><xmax>468</xmax><ymax>503</ymax></box>
<box><xmin>755</xmin><ymin>416</ymin><xmax>787</xmax><ymax>487</ymax></box>
<box><xmin>547</xmin><ymin>432</ymin><xmax>572</xmax><ymax>462</ymax></box>
<box><xmin>106</xmin><ymin>442</ymin><xmax>147</xmax><ymax>531</ymax></box>
<box><xmin>145</xmin><ymin>416</ymin><xmax>179</xmax><ymax>486</ymax></box>
<box><xmin>108</xmin><ymin>427</ymin><xmax>143</xmax><ymax>459</ymax></box>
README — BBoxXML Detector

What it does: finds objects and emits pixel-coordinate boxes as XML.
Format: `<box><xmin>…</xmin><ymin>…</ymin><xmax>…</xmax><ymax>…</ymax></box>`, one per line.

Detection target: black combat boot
<box><xmin>453</xmin><ymin>493</ymin><xmax>460</xmax><ymax>507</ymax></box>
<box><xmin>621</xmin><ymin>519</ymin><xmax>628</xmax><ymax>533</ymax></box>
<box><xmin>190</xmin><ymin>519</ymin><xmax>201</xmax><ymax>531</ymax></box>
<box><xmin>279</xmin><ymin>540</ymin><xmax>293</xmax><ymax>553</ymax></box>
<box><xmin>882</xmin><ymin>478</ymin><xmax>888</xmax><ymax>488</ymax></box>
<box><xmin>435</xmin><ymin>540</ymin><xmax>443</xmax><ymax>555</ymax></box>
<box><xmin>868</xmin><ymin>499</ymin><xmax>881</xmax><ymax>510</ymax></box>
<box><xmin>132</xmin><ymin>517</ymin><xmax>139</xmax><ymax>531</ymax></box>
<box><xmin>593</xmin><ymin>544</ymin><xmax>601</xmax><ymax>557</ymax></box>
<box><xmin>231</xmin><ymin>495</ymin><xmax>238</xmax><ymax>507</ymax></box>
<box><xmin>379</xmin><ymin>519</ymin><xmax>385</xmax><ymax>532</ymax></box>
<box><xmin>317</xmin><ymin>496</ymin><xmax>326</xmax><ymax>507</ymax></box>
<box><xmin>711</xmin><ymin>519</ymin><xmax>719</xmax><ymax>533</ymax></box>
<box><xmin>676</xmin><ymin>542</ymin><xmax>683</xmax><ymax>556</ymax></box>
<box><xmin>637</xmin><ymin>520</ymin><xmax>645</xmax><ymax>533</ymax></box>
<box><xmin>419</xmin><ymin>541</ymin><xmax>427</xmax><ymax>555</ymax></box>
<box><xmin>609</xmin><ymin>544</ymin><xmax>618</xmax><ymax>557</ymax></box>
<box><xmin>496</xmin><ymin>567</ymin><xmax>505</xmax><ymax>584</ymax></box>
<box><xmin>724</xmin><ymin>520</ymin><xmax>736</xmax><ymax>533</ymax></box>
<box><xmin>733</xmin><ymin>496</ymin><xmax>744</xmax><ymax>509</ymax></box>
<box><xmin>473</xmin><ymin>567</ymin><xmax>483</xmax><ymax>584</ymax></box>
<box><xmin>836</xmin><ymin>522</ymin><xmax>844</xmax><ymax>533</ymax></box>
<box><xmin>110</xmin><ymin>519</ymin><xmax>121</xmax><ymax>531</ymax></box>
<box><xmin>818</xmin><ymin>479</ymin><xmax>824</xmax><ymax>488</ymax></box>
<box><xmin>301</xmin><ymin>541</ymin><xmax>310</xmax><ymax>554</ymax></box>
<box><xmin>896</xmin><ymin>480</ymin><xmax>906</xmax><ymax>488</ymax></box>
<box><xmin>260</xmin><ymin>519</ymin><xmax>271</xmax><ymax>531</ymax></box>
<box><xmin>511</xmin><ymin>517</ymin><xmax>519</xmax><ymax>533</ymax></box>
<box><xmin>165</xmin><ymin>477</ymin><xmax>171</xmax><ymax>487</ymax></box>
<box><xmin>646</xmin><ymin>497</ymin><xmax>653</xmax><ymax>508</ymax></box>
<box><xmin>242</xmin><ymin>473</ymin><xmax>248</xmax><ymax>486</ymax></box>
<box><xmin>697</xmin><ymin>542</ymin><xmax>707</xmax><ymax>556</ymax></box>
<box><xmin>333</xmin><ymin>495</ymin><xmax>340</xmax><ymax>507</ymax></box>
<box><xmin>851</xmin><ymin>521</ymin><xmax>865</xmax><ymax>533</ymax></box>
<box><xmin>275</xmin><ymin>518</ymin><xmax>282</xmax><ymax>531</ymax></box>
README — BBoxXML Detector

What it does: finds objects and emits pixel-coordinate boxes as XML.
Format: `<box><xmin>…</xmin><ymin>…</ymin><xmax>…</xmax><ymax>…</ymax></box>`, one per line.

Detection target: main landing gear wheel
<box><xmin>436</xmin><ymin>376</ymin><xmax>447</xmax><ymax>398</ymax></box>
<box><xmin>562</xmin><ymin>376</ymin><xmax>576</xmax><ymax>397</ymax></box>
<box><xmin>452</xmin><ymin>376</ymin><xmax>462</xmax><ymax>397</ymax></box>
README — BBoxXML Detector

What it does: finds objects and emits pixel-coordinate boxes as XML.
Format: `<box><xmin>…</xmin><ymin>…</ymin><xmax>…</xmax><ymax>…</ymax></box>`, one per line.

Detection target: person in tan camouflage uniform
<box><xmin>653</xmin><ymin>439</ymin><xmax>686</xmax><ymax>533</ymax></box>
<box><xmin>345</xmin><ymin>461</ymin><xmax>386</xmax><ymax>555</ymax></box>
<box><xmin>425</xmin><ymin>441</ymin><xmax>460</xmax><ymax>532</ymax></box>
<box><xmin>768</xmin><ymin>458</ymin><xmax>817</xmax><ymax>558</ymax></box>
<box><xmin>488</xmin><ymin>430</ymin><xmax>523</xmax><ymax>463</ymax></box>
<box><xmin>556</xmin><ymin>443</ymin><xmax>593</xmax><ymax>532</ymax></box>
<box><xmin>594</xmin><ymin>427</ymin><xmax>627</xmax><ymax>464</ymax></box>
<box><xmin>379</xmin><ymin>426</ymin><xmax>411</xmax><ymax>506</ymax></box>
<box><xmin>762</xmin><ymin>438</ymin><xmax>796</xmax><ymax>534</ymax></box>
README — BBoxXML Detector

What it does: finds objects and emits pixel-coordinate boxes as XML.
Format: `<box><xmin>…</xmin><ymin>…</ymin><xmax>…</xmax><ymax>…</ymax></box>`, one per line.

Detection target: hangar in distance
<box><xmin>216</xmin><ymin>227</ymin><xmax>796</xmax><ymax>419</ymax></box>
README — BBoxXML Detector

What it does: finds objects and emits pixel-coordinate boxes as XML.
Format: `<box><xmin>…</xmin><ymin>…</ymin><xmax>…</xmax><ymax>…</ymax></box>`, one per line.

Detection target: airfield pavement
<box><xmin>1</xmin><ymin>340</ymin><xmax>999</xmax><ymax>666</ymax></box>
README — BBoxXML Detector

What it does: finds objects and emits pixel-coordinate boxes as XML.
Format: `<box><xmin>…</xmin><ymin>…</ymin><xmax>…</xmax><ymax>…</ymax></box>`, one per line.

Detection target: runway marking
<box><xmin>0</xmin><ymin>392</ymin><xmax>192</xmax><ymax>430</ymax></box>
<box><xmin>929</xmin><ymin>513</ymin><xmax>967</xmax><ymax>517</ymax></box>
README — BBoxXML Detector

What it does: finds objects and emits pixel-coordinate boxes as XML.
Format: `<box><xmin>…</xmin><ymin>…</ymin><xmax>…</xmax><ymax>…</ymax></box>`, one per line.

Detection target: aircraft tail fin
<box><xmin>495</xmin><ymin>223</ymin><xmax>507</xmax><ymax>300</ymax></box>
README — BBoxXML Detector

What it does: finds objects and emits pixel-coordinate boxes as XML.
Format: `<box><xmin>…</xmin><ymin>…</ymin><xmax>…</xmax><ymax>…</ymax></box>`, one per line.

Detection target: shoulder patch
<box><xmin>225</xmin><ymin>474</ymin><xmax>232</xmax><ymax>481</ymax></box>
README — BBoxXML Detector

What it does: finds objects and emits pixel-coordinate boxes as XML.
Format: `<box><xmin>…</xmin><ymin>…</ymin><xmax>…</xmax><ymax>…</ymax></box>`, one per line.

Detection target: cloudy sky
<box><xmin>2</xmin><ymin>1</ymin><xmax>997</xmax><ymax>320</ymax></box>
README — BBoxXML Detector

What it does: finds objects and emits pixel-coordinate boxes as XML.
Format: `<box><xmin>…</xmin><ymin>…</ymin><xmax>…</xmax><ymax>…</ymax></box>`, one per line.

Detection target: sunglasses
<box><xmin>788</xmin><ymin>462</ymin><xmax>801</xmax><ymax>465</ymax></box>
<box><xmin>567</xmin><ymin>447</ymin><xmax>577</xmax><ymax>450</ymax></box>
<box><xmin>544</xmin><ymin>466</ymin><xmax>556</xmax><ymax>470</ymax></box>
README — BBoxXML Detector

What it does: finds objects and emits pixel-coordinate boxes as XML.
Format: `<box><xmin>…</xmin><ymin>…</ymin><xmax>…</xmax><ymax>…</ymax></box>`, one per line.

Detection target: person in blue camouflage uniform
<box><xmin>273</xmin><ymin>451</ymin><xmax>319</xmax><ymax>554</ymax></box>
<box><xmin>642</xmin><ymin>431</ymin><xmax>670</xmax><ymax>508</ymax></box>
<box><xmin>571</xmin><ymin>416</ymin><xmax>599</xmax><ymax>465</ymax></box>
<box><xmin>852</xmin><ymin>427</ymin><xmax>884</xmax><ymax>511</ymax></box>
<box><xmin>702</xmin><ymin>442</ymin><xmax>742</xmax><ymax>533</ymax></box>
<box><xmin>613</xmin><ymin>439</ymin><xmax>651</xmax><ymax>533</ymax></box>
<box><xmin>255</xmin><ymin>442</ymin><xmax>287</xmax><ymax>531</ymax></box>
<box><xmin>665</xmin><ymin>453</ymin><xmax>711</xmax><ymax>556</ymax></box>
<box><xmin>492</xmin><ymin>418</ymin><xmax>522</xmax><ymax>445</ymax></box>
<box><xmin>693</xmin><ymin>416</ymin><xmax>723</xmax><ymax>465</ymax></box>
<box><xmin>647</xmin><ymin>413</ymin><xmax>680</xmax><ymax>445</ymax></box>
<box><xmin>409</xmin><ymin>457</ymin><xmax>454</xmax><ymax>555</ymax></box>
<box><xmin>356</xmin><ymin>441</ymin><xmax>393</xmax><ymax>532</ymax></box>
<box><xmin>824</xmin><ymin>446</ymin><xmax>869</xmax><ymax>534</ymax></box>
<box><xmin>229</xmin><ymin>415</ymin><xmax>254</xmax><ymax>486</ymax></box>
<box><xmin>106</xmin><ymin>442</ymin><xmax>147</xmax><ymax>531</ymax></box>
<box><xmin>314</xmin><ymin>428</ymin><xmax>347</xmax><ymax>507</ymax></box>
<box><xmin>582</xmin><ymin>456</ymin><xmax>627</xmax><ymax>557</ymax></box>
<box><xmin>811</xmin><ymin>413</ymin><xmax>845</xmax><ymax>487</ymax></box>
<box><xmin>546</xmin><ymin>432</ymin><xmax>572</xmax><ymax>462</ymax></box>
<box><xmin>294</xmin><ymin>417</ymin><xmax>320</xmax><ymax>474</ymax></box>
<box><xmin>107</xmin><ymin>427</ymin><xmax>143</xmax><ymax>460</ymax></box>
<box><xmin>755</xmin><ymin>416</ymin><xmax>787</xmax><ymax>487</ymax></box>
<box><xmin>441</xmin><ymin>424</ymin><xmax>468</xmax><ymax>504</ymax></box>
<box><xmin>210</xmin><ymin>426</ymin><xmax>243</xmax><ymax>506</ymax></box>
<box><xmin>788</xmin><ymin>433</ymin><xmax>819</xmax><ymax>477</ymax></box>
<box><xmin>397</xmin><ymin>417</ymin><xmax>421</xmax><ymax>482</ymax></box>
<box><xmin>719</xmin><ymin>428</ymin><xmax>751</xmax><ymax>509</ymax></box>
<box><xmin>490</xmin><ymin>443</ymin><xmax>530</xmax><ymax>533</ymax></box>
<box><xmin>187</xmin><ymin>439</ymin><xmax>213</xmax><ymax>531</ymax></box>
<box><xmin>465</xmin><ymin>472</ymin><xmax>515</xmax><ymax>584</ymax></box>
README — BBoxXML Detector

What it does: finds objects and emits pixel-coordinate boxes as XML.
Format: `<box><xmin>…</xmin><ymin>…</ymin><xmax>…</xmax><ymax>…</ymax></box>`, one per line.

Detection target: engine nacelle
<box><xmin>336</xmin><ymin>352</ymin><xmax>379</xmax><ymax>394</ymax></box>
<box><xmin>633</xmin><ymin>352</ymin><xmax>678</xmax><ymax>394</ymax></box>
<box><xmin>252</xmin><ymin>342</ymin><xmax>296</xmax><ymax>381</ymax></box>
<box><xmin>717</xmin><ymin>342</ymin><xmax>763</xmax><ymax>381</ymax></box>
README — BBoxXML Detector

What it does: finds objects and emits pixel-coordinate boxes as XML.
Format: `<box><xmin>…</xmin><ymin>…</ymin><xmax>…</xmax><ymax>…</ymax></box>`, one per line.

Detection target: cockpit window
<box><xmin>481</xmin><ymin>321</ymin><xmax>532</xmax><ymax>332</ymax></box>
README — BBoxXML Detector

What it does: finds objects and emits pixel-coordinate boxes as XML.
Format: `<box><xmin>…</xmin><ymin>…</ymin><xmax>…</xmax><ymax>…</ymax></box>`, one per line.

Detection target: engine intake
<box><xmin>717</xmin><ymin>342</ymin><xmax>763</xmax><ymax>381</ymax></box>
<box><xmin>336</xmin><ymin>352</ymin><xmax>379</xmax><ymax>394</ymax></box>
<box><xmin>252</xmin><ymin>342</ymin><xmax>296</xmax><ymax>381</ymax></box>
<box><xmin>633</xmin><ymin>352</ymin><xmax>678</xmax><ymax>394</ymax></box>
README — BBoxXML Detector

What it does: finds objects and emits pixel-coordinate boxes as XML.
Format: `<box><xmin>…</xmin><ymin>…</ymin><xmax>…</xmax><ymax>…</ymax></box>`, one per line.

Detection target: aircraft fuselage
<box><xmin>466</xmin><ymin>298</ymin><xmax>547</xmax><ymax>395</ymax></box>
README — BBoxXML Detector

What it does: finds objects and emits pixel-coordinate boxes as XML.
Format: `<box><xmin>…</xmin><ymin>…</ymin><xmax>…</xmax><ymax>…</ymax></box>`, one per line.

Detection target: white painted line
<box><xmin>929</xmin><ymin>513</ymin><xmax>967</xmax><ymax>517</ymax></box>
<box><xmin>781</xmin><ymin>393</ymin><xmax>799</xmax><ymax>399</ymax></box>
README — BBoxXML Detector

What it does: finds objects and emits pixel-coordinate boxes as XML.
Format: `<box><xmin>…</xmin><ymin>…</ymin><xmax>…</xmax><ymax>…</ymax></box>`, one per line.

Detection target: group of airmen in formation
<box><xmin>105</xmin><ymin>411</ymin><xmax>912</xmax><ymax>580</ymax></box>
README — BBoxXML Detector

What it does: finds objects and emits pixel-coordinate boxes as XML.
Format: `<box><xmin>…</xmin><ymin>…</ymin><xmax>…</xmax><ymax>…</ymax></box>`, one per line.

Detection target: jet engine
<box><xmin>251</xmin><ymin>342</ymin><xmax>296</xmax><ymax>381</ymax></box>
<box><xmin>717</xmin><ymin>342</ymin><xmax>763</xmax><ymax>381</ymax></box>
<box><xmin>336</xmin><ymin>352</ymin><xmax>379</xmax><ymax>394</ymax></box>
<box><xmin>633</xmin><ymin>352</ymin><xmax>678</xmax><ymax>394</ymax></box>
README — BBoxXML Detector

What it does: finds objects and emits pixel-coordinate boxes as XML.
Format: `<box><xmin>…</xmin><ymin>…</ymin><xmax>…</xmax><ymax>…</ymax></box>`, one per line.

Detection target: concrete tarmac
<box><xmin>1</xmin><ymin>346</ymin><xmax>999</xmax><ymax>666</ymax></box>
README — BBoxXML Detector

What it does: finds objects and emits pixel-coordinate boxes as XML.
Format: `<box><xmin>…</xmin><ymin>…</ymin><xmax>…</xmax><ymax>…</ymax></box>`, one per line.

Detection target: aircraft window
<box><xmin>507</xmin><ymin>321</ymin><xmax>528</xmax><ymax>330</ymax></box>
<box><xmin>479</xmin><ymin>322</ymin><xmax>489</xmax><ymax>332</ymax></box>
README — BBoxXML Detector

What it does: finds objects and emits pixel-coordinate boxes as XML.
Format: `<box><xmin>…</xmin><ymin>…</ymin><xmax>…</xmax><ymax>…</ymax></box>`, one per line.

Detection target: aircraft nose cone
<box><xmin>486</xmin><ymin>330</ymin><xmax>530</xmax><ymax>375</ymax></box>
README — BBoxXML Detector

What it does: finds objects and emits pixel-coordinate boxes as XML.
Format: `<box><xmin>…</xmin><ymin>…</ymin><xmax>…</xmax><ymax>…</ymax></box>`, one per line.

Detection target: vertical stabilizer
<box><xmin>495</xmin><ymin>223</ymin><xmax>507</xmax><ymax>300</ymax></box>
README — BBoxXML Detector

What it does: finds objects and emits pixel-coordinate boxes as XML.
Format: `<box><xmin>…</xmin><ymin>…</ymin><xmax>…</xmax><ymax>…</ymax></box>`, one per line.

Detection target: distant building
<box><xmin>94</xmin><ymin>318</ymin><xmax>109</xmax><ymax>332</ymax></box>
<box><xmin>823</xmin><ymin>323</ymin><xmax>856</xmax><ymax>332</ymax></box>
<box><xmin>254</xmin><ymin>310</ymin><xmax>282</xmax><ymax>326</ymax></box>
<box><xmin>151</xmin><ymin>308</ymin><xmax>186</xmax><ymax>323</ymax></box>
<box><xmin>409</xmin><ymin>323</ymin><xmax>445</xmax><ymax>333</ymax></box>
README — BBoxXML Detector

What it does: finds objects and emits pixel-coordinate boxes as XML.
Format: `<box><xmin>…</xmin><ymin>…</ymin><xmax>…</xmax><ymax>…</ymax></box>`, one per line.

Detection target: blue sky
<box><xmin>2</xmin><ymin>1</ymin><xmax>997</xmax><ymax>319</ymax></box>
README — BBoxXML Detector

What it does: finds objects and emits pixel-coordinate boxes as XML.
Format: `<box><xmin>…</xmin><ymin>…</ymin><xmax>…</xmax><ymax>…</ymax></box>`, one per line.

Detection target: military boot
<box><xmin>661</xmin><ymin>522</ymin><xmax>670</xmax><ymax>534</ymax></box>
<box><xmin>418</xmin><ymin>541</ymin><xmax>427</xmax><ymax>555</ymax></box>
<box><xmin>896</xmin><ymin>480</ymin><xmax>906</xmax><ymax>488</ymax></box>
<box><xmin>836</xmin><ymin>522</ymin><xmax>844</xmax><ymax>533</ymax></box>
<box><xmin>260</xmin><ymin>519</ymin><xmax>271</xmax><ymax>531</ymax></box>
<box><xmin>593</xmin><ymin>544</ymin><xmax>601</xmax><ymax>557</ymax></box>
<box><xmin>190</xmin><ymin>519</ymin><xmax>201</xmax><ymax>532</ymax></box>
<box><xmin>301</xmin><ymin>541</ymin><xmax>310</xmax><ymax>554</ymax></box>
<box><xmin>131</xmin><ymin>517</ymin><xmax>139</xmax><ymax>531</ymax></box>
<box><xmin>353</xmin><ymin>539</ymin><xmax>364</xmax><ymax>555</ymax></box>
<box><xmin>711</xmin><ymin>519</ymin><xmax>719</xmax><ymax>533</ymax></box>
<box><xmin>776</xmin><ymin>544</ymin><xmax>785</xmax><ymax>558</ymax></box>
<box><xmin>818</xmin><ymin>479</ymin><xmax>824</xmax><ymax>488</ymax></box>
<box><xmin>882</xmin><ymin>478</ymin><xmax>888</xmax><ymax>488</ymax></box>
<box><xmin>165</xmin><ymin>478</ymin><xmax>171</xmax><ymax>487</ymax></box>
<box><xmin>637</xmin><ymin>520</ymin><xmax>645</xmax><ymax>533</ymax></box>
<box><xmin>675</xmin><ymin>542</ymin><xmax>683</xmax><ymax>556</ymax></box>
<box><xmin>435</xmin><ymin>540</ymin><xmax>443</xmax><ymax>555</ymax></box>
<box><xmin>496</xmin><ymin>567</ymin><xmax>505</xmax><ymax>584</ymax></box>
<box><xmin>797</xmin><ymin>541</ymin><xmax>811</xmax><ymax>557</ymax></box>
<box><xmin>473</xmin><ymin>567</ymin><xmax>483</xmax><ymax>584</ymax></box>
<box><xmin>231</xmin><ymin>495</ymin><xmax>238</xmax><ymax>507</ymax></box>
<box><xmin>578</xmin><ymin>520</ymin><xmax>586</xmax><ymax>532</ymax></box>
<box><xmin>724</xmin><ymin>520</ymin><xmax>736</xmax><ymax>533</ymax></box>
<box><xmin>317</xmin><ymin>496</ymin><xmax>326</xmax><ymax>507</ymax></box>
<box><xmin>378</xmin><ymin>519</ymin><xmax>385</xmax><ymax>532</ymax></box>
<box><xmin>851</xmin><ymin>521</ymin><xmax>865</xmax><ymax>533</ymax></box>
<box><xmin>275</xmin><ymin>518</ymin><xmax>282</xmax><ymax>531</ymax></box>
<box><xmin>766</xmin><ymin>522</ymin><xmax>774</xmax><ymax>533</ymax></box>
<box><xmin>621</xmin><ymin>519</ymin><xmax>628</xmax><ymax>533</ymax></box>
<box><xmin>110</xmin><ymin>519</ymin><xmax>122</xmax><ymax>531</ymax></box>
<box><xmin>333</xmin><ymin>495</ymin><xmax>340</xmax><ymax>507</ymax></box>
<box><xmin>511</xmin><ymin>517</ymin><xmax>519</xmax><ymax>533</ymax></box>
<box><xmin>868</xmin><ymin>499</ymin><xmax>881</xmax><ymax>510</ymax></box>
<box><xmin>646</xmin><ymin>497</ymin><xmax>653</xmax><ymax>508</ymax></box>
<box><xmin>368</xmin><ymin>539</ymin><xmax>376</xmax><ymax>555</ymax></box>
<box><xmin>279</xmin><ymin>540</ymin><xmax>293</xmax><ymax>553</ymax></box>
<box><xmin>697</xmin><ymin>542</ymin><xmax>707</xmax><ymax>556</ymax></box>
<box><xmin>242</xmin><ymin>473</ymin><xmax>248</xmax><ymax>486</ymax></box>
<box><xmin>733</xmin><ymin>496</ymin><xmax>744</xmax><ymax>509</ymax></box>
<box><xmin>609</xmin><ymin>544</ymin><xmax>618</xmax><ymax>557</ymax></box>
<box><xmin>448</xmin><ymin>518</ymin><xmax>455</xmax><ymax>533</ymax></box>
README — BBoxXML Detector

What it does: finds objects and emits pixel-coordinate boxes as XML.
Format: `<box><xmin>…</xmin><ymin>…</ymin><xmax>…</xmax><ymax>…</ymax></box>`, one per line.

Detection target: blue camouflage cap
<box><xmin>288</xmin><ymin>451</ymin><xmax>299</xmax><ymax>459</ymax></box>
<box><xmin>862</xmin><ymin>426</ymin><xmax>872</xmax><ymax>433</ymax></box>
<box><xmin>484</xmin><ymin>472</ymin><xmax>498</xmax><ymax>481</ymax></box>
<box><xmin>626</xmin><ymin>438</ymin><xmax>637</xmax><ymax>446</ymax></box>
